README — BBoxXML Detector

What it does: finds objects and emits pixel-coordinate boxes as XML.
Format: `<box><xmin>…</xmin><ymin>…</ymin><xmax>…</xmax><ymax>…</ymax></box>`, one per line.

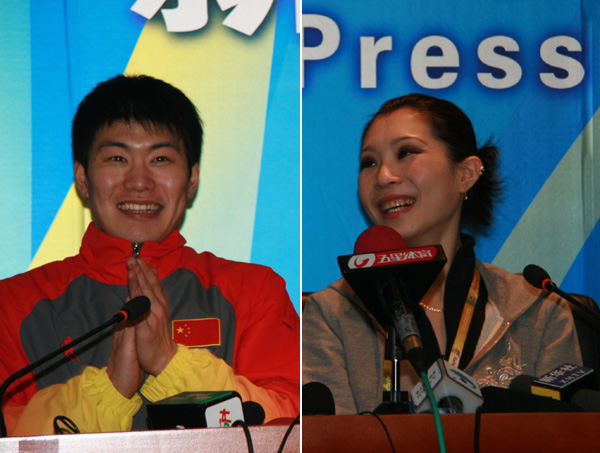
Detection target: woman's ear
<box><xmin>458</xmin><ymin>156</ymin><xmax>484</xmax><ymax>193</ymax></box>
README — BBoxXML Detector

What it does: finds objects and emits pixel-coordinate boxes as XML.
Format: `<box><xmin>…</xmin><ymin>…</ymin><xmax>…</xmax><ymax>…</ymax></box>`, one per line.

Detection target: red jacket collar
<box><xmin>77</xmin><ymin>223</ymin><xmax>187</xmax><ymax>283</ymax></box>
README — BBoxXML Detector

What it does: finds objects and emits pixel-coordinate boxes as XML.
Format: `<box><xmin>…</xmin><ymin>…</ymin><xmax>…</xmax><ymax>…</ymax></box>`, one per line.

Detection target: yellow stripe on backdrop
<box><xmin>493</xmin><ymin>105</ymin><xmax>600</xmax><ymax>283</ymax></box>
<box><xmin>30</xmin><ymin>13</ymin><xmax>275</xmax><ymax>269</ymax></box>
<box><xmin>29</xmin><ymin>186</ymin><xmax>92</xmax><ymax>270</ymax></box>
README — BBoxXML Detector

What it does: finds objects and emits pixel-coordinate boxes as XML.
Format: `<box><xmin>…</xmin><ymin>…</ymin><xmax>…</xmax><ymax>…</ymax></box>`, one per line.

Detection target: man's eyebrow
<box><xmin>96</xmin><ymin>140</ymin><xmax>183</xmax><ymax>151</ymax></box>
<box><xmin>97</xmin><ymin>140</ymin><xmax>128</xmax><ymax>150</ymax></box>
<box><xmin>150</xmin><ymin>141</ymin><xmax>182</xmax><ymax>151</ymax></box>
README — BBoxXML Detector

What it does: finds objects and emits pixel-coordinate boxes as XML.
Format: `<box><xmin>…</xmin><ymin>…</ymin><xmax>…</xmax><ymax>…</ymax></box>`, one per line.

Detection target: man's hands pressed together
<box><xmin>107</xmin><ymin>256</ymin><xmax>178</xmax><ymax>398</ymax></box>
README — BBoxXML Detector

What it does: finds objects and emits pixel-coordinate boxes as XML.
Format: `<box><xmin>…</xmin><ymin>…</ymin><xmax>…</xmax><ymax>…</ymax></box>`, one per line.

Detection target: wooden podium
<box><xmin>0</xmin><ymin>424</ymin><xmax>299</xmax><ymax>452</ymax></box>
<box><xmin>303</xmin><ymin>413</ymin><xmax>600</xmax><ymax>452</ymax></box>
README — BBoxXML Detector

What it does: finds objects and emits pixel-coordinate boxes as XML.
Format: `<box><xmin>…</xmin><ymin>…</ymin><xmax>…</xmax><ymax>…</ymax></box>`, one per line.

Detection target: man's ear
<box><xmin>458</xmin><ymin>156</ymin><xmax>484</xmax><ymax>193</ymax></box>
<box><xmin>187</xmin><ymin>163</ymin><xmax>200</xmax><ymax>199</ymax></box>
<box><xmin>74</xmin><ymin>162</ymin><xmax>90</xmax><ymax>199</ymax></box>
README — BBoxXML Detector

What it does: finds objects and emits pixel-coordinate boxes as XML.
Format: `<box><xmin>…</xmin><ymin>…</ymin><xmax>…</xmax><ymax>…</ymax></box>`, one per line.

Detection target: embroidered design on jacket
<box><xmin>61</xmin><ymin>336</ymin><xmax>80</xmax><ymax>362</ymax></box>
<box><xmin>478</xmin><ymin>341</ymin><xmax>524</xmax><ymax>388</ymax></box>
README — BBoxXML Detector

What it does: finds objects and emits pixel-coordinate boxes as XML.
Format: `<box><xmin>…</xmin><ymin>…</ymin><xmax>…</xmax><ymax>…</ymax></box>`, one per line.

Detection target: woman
<box><xmin>302</xmin><ymin>94</ymin><xmax>581</xmax><ymax>415</ymax></box>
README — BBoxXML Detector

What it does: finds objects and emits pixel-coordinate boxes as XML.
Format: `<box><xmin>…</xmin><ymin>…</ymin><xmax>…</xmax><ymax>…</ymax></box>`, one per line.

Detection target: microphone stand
<box><xmin>375</xmin><ymin>325</ymin><xmax>410</xmax><ymax>414</ymax></box>
<box><xmin>547</xmin><ymin>282</ymin><xmax>600</xmax><ymax>324</ymax></box>
<box><xmin>0</xmin><ymin>312</ymin><xmax>126</xmax><ymax>437</ymax></box>
<box><xmin>524</xmin><ymin>264</ymin><xmax>600</xmax><ymax>324</ymax></box>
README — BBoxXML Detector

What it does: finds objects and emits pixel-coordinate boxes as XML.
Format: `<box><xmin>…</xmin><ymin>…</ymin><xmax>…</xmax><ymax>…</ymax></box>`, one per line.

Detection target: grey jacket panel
<box><xmin>21</xmin><ymin>269</ymin><xmax>236</xmax><ymax>430</ymax></box>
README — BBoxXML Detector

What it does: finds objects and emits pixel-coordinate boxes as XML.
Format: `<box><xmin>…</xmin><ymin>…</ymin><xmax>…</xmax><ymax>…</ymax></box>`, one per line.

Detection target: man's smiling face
<box><xmin>74</xmin><ymin>120</ymin><xmax>199</xmax><ymax>243</ymax></box>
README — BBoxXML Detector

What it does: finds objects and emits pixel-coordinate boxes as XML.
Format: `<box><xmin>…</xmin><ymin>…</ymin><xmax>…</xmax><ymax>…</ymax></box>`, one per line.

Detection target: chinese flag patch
<box><xmin>172</xmin><ymin>318</ymin><xmax>221</xmax><ymax>347</ymax></box>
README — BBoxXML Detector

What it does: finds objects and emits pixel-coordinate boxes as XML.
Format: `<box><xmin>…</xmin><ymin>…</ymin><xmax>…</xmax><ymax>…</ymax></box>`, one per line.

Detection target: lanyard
<box><xmin>448</xmin><ymin>267</ymin><xmax>481</xmax><ymax>367</ymax></box>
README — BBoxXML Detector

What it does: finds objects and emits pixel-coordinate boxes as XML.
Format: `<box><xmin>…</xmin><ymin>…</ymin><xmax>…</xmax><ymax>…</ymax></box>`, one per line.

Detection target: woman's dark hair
<box><xmin>361</xmin><ymin>93</ymin><xmax>502</xmax><ymax>233</ymax></box>
<box><xmin>72</xmin><ymin>74</ymin><xmax>203</xmax><ymax>177</ymax></box>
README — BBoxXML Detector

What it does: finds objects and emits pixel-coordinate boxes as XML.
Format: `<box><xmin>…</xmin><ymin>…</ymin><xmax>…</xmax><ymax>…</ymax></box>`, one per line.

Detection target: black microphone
<box><xmin>242</xmin><ymin>401</ymin><xmax>265</xmax><ymax>426</ymax></box>
<box><xmin>523</xmin><ymin>264</ymin><xmax>600</xmax><ymax>323</ymax></box>
<box><xmin>510</xmin><ymin>363</ymin><xmax>596</xmax><ymax>402</ymax></box>
<box><xmin>118</xmin><ymin>296</ymin><xmax>152</xmax><ymax>322</ymax></box>
<box><xmin>0</xmin><ymin>295</ymin><xmax>151</xmax><ymax>437</ymax></box>
<box><xmin>302</xmin><ymin>382</ymin><xmax>335</xmax><ymax>415</ymax></box>
<box><xmin>480</xmin><ymin>386</ymin><xmax>582</xmax><ymax>413</ymax></box>
<box><xmin>509</xmin><ymin>374</ymin><xmax>536</xmax><ymax>393</ymax></box>
<box><xmin>488</xmin><ymin>364</ymin><xmax>597</xmax><ymax>413</ymax></box>
<box><xmin>571</xmin><ymin>388</ymin><xmax>600</xmax><ymax>411</ymax></box>
<box><xmin>148</xmin><ymin>390</ymin><xmax>245</xmax><ymax>429</ymax></box>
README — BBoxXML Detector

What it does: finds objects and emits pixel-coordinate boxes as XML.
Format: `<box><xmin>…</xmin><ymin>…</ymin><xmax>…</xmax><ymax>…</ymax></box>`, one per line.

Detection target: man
<box><xmin>0</xmin><ymin>75</ymin><xmax>299</xmax><ymax>435</ymax></box>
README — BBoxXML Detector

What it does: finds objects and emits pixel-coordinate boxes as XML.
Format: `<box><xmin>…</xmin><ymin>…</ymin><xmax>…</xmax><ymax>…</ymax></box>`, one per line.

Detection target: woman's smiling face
<box><xmin>358</xmin><ymin>108</ymin><xmax>469</xmax><ymax>248</ymax></box>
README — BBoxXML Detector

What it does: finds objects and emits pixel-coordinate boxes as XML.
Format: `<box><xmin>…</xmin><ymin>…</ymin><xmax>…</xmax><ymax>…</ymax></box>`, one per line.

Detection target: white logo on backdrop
<box><xmin>131</xmin><ymin>0</ymin><xmax>274</xmax><ymax>36</ymax></box>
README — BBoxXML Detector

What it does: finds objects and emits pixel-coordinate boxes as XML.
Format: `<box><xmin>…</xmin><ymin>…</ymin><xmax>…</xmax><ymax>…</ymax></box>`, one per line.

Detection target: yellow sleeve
<box><xmin>141</xmin><ymin>344</ymin><xmax>296</xmax><ymax>422</ymax></box>
<box><xmin>11</xmin><ymin>366</ymin><xmax>142</xmax><ymax>436</ymax></box>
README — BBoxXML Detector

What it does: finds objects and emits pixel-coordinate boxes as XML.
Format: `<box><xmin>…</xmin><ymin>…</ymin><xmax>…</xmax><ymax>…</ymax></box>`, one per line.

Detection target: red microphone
<box><xmin>345</xmin><ymin>226</ymin><xmax>431</xmax><ymax>373</ymax></box>
<box><xmin>353</xmin><ymin>225</ymin><xmax>407</xmax><ymax>254</ymax></box>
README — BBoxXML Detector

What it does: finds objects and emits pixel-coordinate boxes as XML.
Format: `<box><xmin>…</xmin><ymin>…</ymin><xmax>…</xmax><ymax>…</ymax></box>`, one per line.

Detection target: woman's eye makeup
<box><xmin>359</xmin><ymin>143</ymin><xmax>421</xmax><ymax>170</ymax></box>
<box><xmin>397</xmin><ymin>146</ymin><xmax>420</xmax><ymax>159</ymax></box>
<box><xmin>359</xmin><ymin>156</ymin><xmax>376</xmax><ymax>170</ymax></box>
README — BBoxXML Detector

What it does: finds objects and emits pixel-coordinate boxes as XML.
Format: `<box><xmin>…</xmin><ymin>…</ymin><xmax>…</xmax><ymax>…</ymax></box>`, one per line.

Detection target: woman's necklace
<box><xmin>418</xmin><ymin>301</ymin><xmax>443</xmax><ymax>313</ymax></box>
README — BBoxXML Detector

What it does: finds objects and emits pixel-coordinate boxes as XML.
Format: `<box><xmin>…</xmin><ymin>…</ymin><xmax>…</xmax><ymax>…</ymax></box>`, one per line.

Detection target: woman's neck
<box><xmin>420</xmin><ymin>234</ymin><xmax>463</xmax><ymax>309</ymax></box>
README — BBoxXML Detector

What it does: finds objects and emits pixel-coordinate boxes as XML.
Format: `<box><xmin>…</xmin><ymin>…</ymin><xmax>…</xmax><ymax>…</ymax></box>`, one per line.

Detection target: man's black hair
<box><xmin>72</xmin><ymin>74</ymin><xmax>202</xmax><ymax>176</ymax></box>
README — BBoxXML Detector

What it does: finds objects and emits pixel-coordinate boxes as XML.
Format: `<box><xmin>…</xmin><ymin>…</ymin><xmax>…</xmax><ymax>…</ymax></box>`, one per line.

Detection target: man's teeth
<box><xmin>381</xmin><ymin>199</ymin><xmax>414</xmax><ymax>213</ymax></box>
<box><xmin>117</xmin><ymin>203</ymin><xmax>161</xmax><ymax>213</ymax></box>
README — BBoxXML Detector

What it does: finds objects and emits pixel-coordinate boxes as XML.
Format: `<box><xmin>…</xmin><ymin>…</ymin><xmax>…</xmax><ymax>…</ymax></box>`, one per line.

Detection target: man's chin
<box><xmin>109</xmin><ymin>229</ymin><xmax>170</xmax><ymax>244</ymax></box>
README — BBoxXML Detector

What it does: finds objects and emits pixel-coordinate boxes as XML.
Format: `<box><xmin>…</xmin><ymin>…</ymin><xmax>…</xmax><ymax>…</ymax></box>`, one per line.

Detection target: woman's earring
<box><xmin>479</xmin><ymin>166</ymin><xmax>485</xmax><ymax>175</ymax></box>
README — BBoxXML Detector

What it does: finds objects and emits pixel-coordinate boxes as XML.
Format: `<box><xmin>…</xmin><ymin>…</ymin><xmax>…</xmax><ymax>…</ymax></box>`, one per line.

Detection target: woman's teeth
<box><xmin>381</xmin><ymin>199</ymin><xmax>414</xmax><ymax>213</ymax></box>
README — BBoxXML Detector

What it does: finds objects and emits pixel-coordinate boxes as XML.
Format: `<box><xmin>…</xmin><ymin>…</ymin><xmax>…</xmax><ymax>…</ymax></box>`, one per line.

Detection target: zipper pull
<box><xmin>132</xmin><ymin>242</ymin><xmax>143</xmax><ymax>258</ymax></box>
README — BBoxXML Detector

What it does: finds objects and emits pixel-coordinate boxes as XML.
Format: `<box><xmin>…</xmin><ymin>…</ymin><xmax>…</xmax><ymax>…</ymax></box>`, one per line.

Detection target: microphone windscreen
<box><xmin>523</xmin><ymin>264</ymin><xmax>550</xmax><ymax>289</ymax></box>
<box><xmin>121</xmin><ymin>296</ymin><xmax>151</xmax><ymax>321</ymax></box>
<box><xmin>509</xmin><ymin>374</ymin><xmax>535</xmax><ymax>393</ymax></box>
<box><xmin>302</xmin><ymin>382</ymin><xmax>335</xmax><ymax>415</ymax></box>
<box><xmin>354</xmin><ymin>225</ymin><xmax>407</xmax><ymax>254</ymax></box>
<box><xmin>571</xmin><ymin>389</ymin><xmax>600</xmax><ymax>412</ymax></box>
<box><xmin>242</xmin><ymin>401</ymin><xmax>265</xmax><ymax>426</ymax></box>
